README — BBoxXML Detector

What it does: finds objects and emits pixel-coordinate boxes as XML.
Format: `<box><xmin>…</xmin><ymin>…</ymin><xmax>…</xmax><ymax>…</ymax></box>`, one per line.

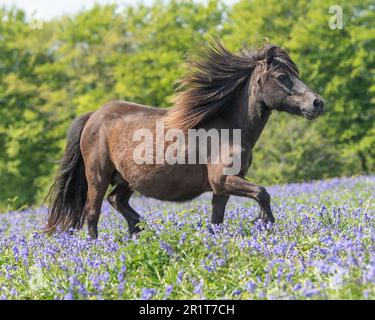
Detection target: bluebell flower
<box><xmin>141</xmin><ymin>288</ymin><xmax>157</xmax><ymax>300</ymax></box>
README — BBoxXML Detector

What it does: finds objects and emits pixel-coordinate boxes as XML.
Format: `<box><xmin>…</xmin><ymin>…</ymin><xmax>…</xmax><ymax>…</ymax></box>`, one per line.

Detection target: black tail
<box><xmin>45</xmin><ymin>112</ymin><xmax>93</xmax><ymax>234</ymax></box>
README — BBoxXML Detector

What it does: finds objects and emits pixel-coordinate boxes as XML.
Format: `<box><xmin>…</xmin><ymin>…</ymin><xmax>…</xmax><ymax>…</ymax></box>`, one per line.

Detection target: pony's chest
<box><xmin>238</xmin><ymin>148</ymin><xmax>253</xmax><ymax>176</ymax></box>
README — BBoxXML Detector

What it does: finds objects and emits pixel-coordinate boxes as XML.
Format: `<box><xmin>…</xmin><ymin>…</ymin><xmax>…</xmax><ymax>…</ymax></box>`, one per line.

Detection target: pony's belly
<box><xmin>126</xmin><ymin>164</ymin><xmax>210</xmax><ymax>202</ymax></box>
<box><xmin>138</xmin><ymin>187</ymin><xmax>205</xmax><ymax>202</ymax></box>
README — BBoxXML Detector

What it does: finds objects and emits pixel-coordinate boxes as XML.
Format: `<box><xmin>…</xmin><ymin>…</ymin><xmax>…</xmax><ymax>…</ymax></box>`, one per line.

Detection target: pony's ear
<box><xmin>266</xmin><ymin>46</ymin><xmax>277</xmax><ymax>65</ymax></box>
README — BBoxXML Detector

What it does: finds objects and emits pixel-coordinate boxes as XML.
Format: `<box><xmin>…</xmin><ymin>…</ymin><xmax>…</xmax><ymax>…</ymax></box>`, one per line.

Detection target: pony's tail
<box><xmin>45</xmin><ymin>112</ymin><xmax>93</xmax><ymax>234</ymax></box>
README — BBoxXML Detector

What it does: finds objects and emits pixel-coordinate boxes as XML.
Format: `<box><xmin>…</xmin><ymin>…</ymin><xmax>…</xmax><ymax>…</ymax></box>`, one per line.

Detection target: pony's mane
<box><xmin>165</xmin><ymin>39</ymin><xmax>299</xmax><ymax>130</ymax></box>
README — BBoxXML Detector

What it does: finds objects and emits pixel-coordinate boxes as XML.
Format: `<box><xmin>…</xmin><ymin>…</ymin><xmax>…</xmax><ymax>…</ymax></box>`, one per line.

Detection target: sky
<box><xmin>0</xmin><ymin>0</ymin><xmax>237</xmax><ymax>20</ymax></box>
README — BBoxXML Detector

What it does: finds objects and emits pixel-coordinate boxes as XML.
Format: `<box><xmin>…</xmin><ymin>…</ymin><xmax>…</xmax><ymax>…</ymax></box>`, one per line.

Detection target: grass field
<box><xmin>0</xmin><ymin>176</ymin><xmax>374</xmax><ymax>300</ymax></box>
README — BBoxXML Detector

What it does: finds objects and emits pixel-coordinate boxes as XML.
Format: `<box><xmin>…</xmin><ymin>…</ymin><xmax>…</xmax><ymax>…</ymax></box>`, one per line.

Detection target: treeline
<box><xmin>0</xmin><ymin>0</ymin><xmax>374</xmax><ymax>211</ymax></box>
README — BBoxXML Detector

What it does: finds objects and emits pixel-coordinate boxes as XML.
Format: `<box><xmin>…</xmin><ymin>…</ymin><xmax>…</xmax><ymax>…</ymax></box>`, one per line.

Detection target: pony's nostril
<box><xmin>313</xmin><ymin>98</ymin><xmax>324</xmax><ymax>110</ymax></box>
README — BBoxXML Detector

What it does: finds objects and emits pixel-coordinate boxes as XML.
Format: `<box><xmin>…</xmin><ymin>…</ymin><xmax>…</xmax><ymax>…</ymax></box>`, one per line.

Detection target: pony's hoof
<box><xmin>251</xmin><ymin>215</ymin><xmax>261</xmax><ymax>224</ymax></box>
<box><xmin>208</xmin><ymin>225</ymin><xmax>215</xmax><ymax>234</ymax></box>
<box><xmin>267</xmin><ymin>215</ymin><xmax>275</xmax><ymax>224</ymax></box>
<box><xmin>129</xmin><ymin>223</ymin><xmax>142</xmax><ymax>236</ymax></box>
<box><xmin>208</xmin><ymin>224</ymin><xmax>223</xmax><ymax>235</ymax></box>
<box><xmin>251</xmin><ymin>215</ymin><xmax>275</xmax><ymax>225</ymax></box>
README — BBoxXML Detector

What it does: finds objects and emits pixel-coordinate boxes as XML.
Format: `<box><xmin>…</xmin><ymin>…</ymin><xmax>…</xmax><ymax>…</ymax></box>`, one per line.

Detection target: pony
<box><xmin>46</xmin><ymin>40</ymin><xmax>324</xmax><ymax>238</ymax></box>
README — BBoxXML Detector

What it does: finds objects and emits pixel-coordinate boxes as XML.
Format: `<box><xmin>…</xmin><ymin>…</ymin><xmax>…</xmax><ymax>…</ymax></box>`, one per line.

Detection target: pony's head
<box><xmin>166</xmin><ymin>40</ymin><xmax>324</xmax><ymax>131</ymax></box>
<box><xmin>254</xmin><ymin>45</ymin><xmax>324</xmax><ymax>119</ymax></box>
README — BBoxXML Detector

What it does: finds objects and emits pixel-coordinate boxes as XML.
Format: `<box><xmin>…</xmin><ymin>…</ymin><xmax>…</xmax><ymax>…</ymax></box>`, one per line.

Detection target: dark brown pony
<box><xmin>46</xmin><ymin>40</ymin><xmax>324</xmax><ymax>239</ymax></box>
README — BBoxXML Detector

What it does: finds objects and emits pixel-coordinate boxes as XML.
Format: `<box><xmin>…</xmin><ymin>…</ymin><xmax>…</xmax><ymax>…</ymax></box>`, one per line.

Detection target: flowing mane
<box><xmin>165</xmin><ymin>39</ymin><xmax>299</xmax><ymax>130</ymax></box>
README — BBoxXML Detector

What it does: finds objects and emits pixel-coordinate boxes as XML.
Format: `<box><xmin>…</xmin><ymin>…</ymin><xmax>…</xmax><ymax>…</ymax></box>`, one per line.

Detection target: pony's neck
<box><xmin>228</xmin><ymin>77</ymin><xmax>272</xmax><ymax>148</ymax></box>
<box><xmin>246</xmin><ymin>100</ymin><xmax>272</xmax><ymax>147</ymax></box>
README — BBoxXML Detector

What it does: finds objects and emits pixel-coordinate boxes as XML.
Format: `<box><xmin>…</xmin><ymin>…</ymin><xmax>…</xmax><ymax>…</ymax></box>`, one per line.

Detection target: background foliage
<box><xmin>0</xmin><ymin>0</ymin><xmax>373</xmax><ymax>211</ymax></box>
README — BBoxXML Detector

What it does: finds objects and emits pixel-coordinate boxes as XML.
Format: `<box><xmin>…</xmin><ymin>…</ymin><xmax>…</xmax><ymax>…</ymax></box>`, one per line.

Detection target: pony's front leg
<box><xmin>214</xmin><ymin>175</ymin><xmax>275</xmax><ymax>224</ymax></box>
<box><xmin>211</xmin><ymin>194</ymin><xmax>230</xmax><ymax>224</ymax></box>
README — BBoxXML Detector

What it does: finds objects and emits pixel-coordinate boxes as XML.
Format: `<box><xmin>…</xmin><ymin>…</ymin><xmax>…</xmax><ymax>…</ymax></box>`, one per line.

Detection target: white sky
<box><xmin>0</xmin><ymin>0</ymin><xmax>237</xmax><ymax>20</ymax></box>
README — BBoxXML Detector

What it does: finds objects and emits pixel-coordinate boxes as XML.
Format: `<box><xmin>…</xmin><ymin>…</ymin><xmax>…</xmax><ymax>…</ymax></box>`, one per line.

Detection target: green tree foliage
<box><xmin>0</xmin><ymin>0</ymin><xmax>373</xmax><ymax>210</ymax></box>
<box><xmin>0</xmin><ymin>9</ymin><xmax>61</xmax><ymax>209</ymax></box>
<box><xmin>286</xmin><ymin>0</ymin><xmax>375</xmax><ymax>173</ymax></box>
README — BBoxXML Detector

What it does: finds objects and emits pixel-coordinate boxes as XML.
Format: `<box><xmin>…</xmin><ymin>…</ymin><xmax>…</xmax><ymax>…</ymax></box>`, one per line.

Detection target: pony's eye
<box><xmin>277</xmin><ymin>74</ymin><xmax>286</xmax><ymax>81</ymax></box>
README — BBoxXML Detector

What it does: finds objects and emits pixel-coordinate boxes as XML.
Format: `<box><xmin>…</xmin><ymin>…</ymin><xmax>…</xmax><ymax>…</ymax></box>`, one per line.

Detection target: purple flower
<box><xmin>245</xmin><ymin>281</ymin><xmax>257</xmax><ymax>294</ymax></box>
<box><xmin>160</xmin><ymin>241</ymin><xmax>173</xmax><ymax>256</ymax></box>
<box><xmin>141</xmin><ymin>288</ymin><xmax>157</xmax><ymax>300</ymax></box>
<box><xmin>232</xmin><ymin>289</ymin><xmax>241</xmax><ymax>296</ymax></box>
<box><xmin>63</xmin><ymin>291</ymin><xmax>74</xmax><ymax>300</ymax></box>
<box><xmin>12</xmin><ymin>246</ymin><xmax>19</xmax><ymax>262</ymax></box>
<box><xmin>293</xmin><ymin>283</ymin><xmax>302</xmax><ymax>291</ymax></box>
<box><xmin>176</xmin><ymin>270</ymin><xmax>184</xmax><ymax>285</ymax></box>
<box><xmin>163</xmin><ymin>285</ymin><xmax>173</xmax><ymax>299</ymax></box>
<box><xmin>179</xmin><ymin>233</ymin><xmax>187</xmax><ymax>245</ymax></box>
<box><xmin>193</xmin><ymin>279</ymin><xmax>204</xmax><ymax>295</ymax></box>
<box><xmin>364</xmin><ymin>265</ymin><xmax>375</xmax><ymax>284</ymax></box>
<box><xmin>118</xmin><ymin>283</ymin><xmax>125</xmax><ymax>296</ymax></box>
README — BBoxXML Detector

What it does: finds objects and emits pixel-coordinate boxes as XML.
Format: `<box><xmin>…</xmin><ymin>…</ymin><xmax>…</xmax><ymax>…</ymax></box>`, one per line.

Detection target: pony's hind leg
<box><xmin>107</xmin><ymin>184</ymin><xmax>141</xmax><ymax>235</ymax></box>
<box><xmin>83</xmin><ymin>155</ymin><xmax>112</xmax><ymax>239</ymax></box>
<box><xmin>85</xmin><ymin>174</ymin><xmax>111</xmax><ymax>239</ymax></box>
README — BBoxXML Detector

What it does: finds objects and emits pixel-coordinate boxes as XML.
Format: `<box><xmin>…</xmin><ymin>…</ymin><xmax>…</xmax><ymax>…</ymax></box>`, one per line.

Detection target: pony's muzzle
<box><xmin>313</xmin><ymin>97</ymin><xmax>324</xmax><ymax>114</ymax></box>
<box><xmin>301</xmin><ymin>95</ymin><xmax>324</xmax><ymax>119</ymax></box>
